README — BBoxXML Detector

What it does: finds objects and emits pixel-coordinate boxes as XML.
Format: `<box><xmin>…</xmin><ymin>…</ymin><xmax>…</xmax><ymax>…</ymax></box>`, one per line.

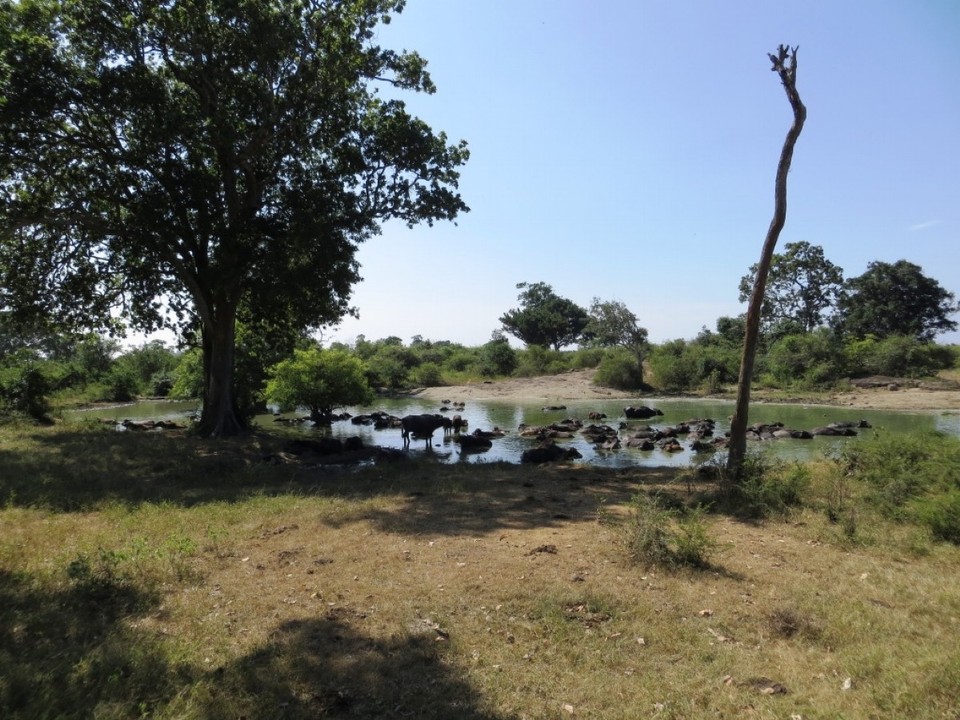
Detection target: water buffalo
<box><xmin>624</xmin><ymin>406</ymin><xmax>663</xmax><ymax>419</ymax></box>
<box><xmin>401</xmin><ymin>413</ymin><xmax>447</xmax><ymax>448</ymax></box>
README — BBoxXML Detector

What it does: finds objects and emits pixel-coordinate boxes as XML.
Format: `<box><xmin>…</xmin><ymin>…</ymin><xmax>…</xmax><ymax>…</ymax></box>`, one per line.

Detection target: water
<box><xmin>71</xmin><ymin>396</ymin><xmax>960</xmax><ymax>468</ymax></box>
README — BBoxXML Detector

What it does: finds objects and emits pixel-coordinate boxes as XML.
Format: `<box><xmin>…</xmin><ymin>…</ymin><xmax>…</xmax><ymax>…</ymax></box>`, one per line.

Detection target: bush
<box><xmin>767</xmin><ymin>329</ymin><xmax>844</xmax><ymax>388</ymax></box>
<box><xmin>624</xmin><ymin>493</ymin><xmax>716</xmax><ymax>569</ymax></box>
<box><xmin>477</xmin><ymin>338</ymin><xmax>517</xmax><ymax>377</ymax></box>
<box><xmin>104</xmin><ymin>365</ymin><xmax>141</xmax><ymax>402</ymax></box>
<box><xmin>570</xmin><ymin>347</ymin><xmax>605</xmax><ymax>369</ymax></box>
<box><xmin>593</xmin><ymin>348</ymin><xmax>644</xmax><ymax>390</ymax></box>
<box><xmin>0</xmin><ymin>363</ymin><xmax>52</xmax><ymax>420</ymax></box>
<box><xmin>514</xmin><ymin>345</ymin><xmax>568</xmax><ymax>377</ymax></box>
<box><xmin>914</xmin><ymin>490</ymin><xmax>960</xmax><ymax>544</ymax></box>
<box><xmin>648</xmin><ymin>340</ymin><xmax>698</xmax><ymax>392</ymax></box>
<box><xmin>410</xmin><ymin>361</ymin><xmax>443</xmax><ymax>387</ymax></box>
<box><xmin>844</xmin><ymin>335</ymin><xmax>955</xmax><ymax>378</ymax></box>
<box><xmin>736</xmin><ymin>459</ymin><xmax>810</xmax><ymax>518</ymax></box>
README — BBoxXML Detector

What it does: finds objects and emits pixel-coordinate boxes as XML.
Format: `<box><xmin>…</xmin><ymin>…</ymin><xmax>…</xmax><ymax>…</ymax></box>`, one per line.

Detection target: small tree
<box><xmin>265</xmin><ymin>347</ymin><xmax>374</xmax><ymax>423</ymax></box>
<box><xmin>499</xmin><ymin>282</ymin><xmax>589</xmax><ymax>351</ymax></box>
<box><xmin>583</xmin><ymin>298</ymin><xmax>650</xmax><ymax>380</ymax></box>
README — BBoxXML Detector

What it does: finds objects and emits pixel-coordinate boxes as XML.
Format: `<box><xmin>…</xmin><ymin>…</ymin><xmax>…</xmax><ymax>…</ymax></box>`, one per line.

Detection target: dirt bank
<box><xmin>409</xmin><ymin>368</ymin><xmax>960</xmax><ymax>412</ymax></box>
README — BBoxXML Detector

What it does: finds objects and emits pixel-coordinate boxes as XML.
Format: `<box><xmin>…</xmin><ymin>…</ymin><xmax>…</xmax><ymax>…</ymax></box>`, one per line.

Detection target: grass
<box><xmin>1</xmin><ymin>419</ymin><xmax>959</xmax><ymax>719</ymax></box>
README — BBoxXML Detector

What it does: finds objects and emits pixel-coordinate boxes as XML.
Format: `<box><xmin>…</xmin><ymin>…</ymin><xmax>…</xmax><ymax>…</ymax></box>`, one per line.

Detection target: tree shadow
<box><xmin>198</xmin><ymin>615</ymin><xmax>510</xmax><ymax>719</ymax></box>
<box><xmin>0</xmin><ymin>567</ymin><xmax>510</xmax><ymax>719</ymax></box>
<box><xmin>0</xmin><ymin>425</ymin><xmax>686</xmax><ymax>535</ymax></box>
<box><xmin>0</xmin><ymin>568</ymin><xmax>179</xmax><ymax>718</ymax></box>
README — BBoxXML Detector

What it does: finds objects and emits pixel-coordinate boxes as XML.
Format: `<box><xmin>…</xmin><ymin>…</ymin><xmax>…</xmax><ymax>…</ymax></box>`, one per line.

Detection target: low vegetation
<box><xmin>2</xmin><ymin>419</ymin><xmax>959</xmax><ymax>719</ymax></box>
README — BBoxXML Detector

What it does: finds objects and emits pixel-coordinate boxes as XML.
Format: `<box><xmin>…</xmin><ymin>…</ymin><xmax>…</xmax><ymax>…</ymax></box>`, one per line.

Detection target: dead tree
<box><xmin>726</xmin><ymin>46</ymin><xmax>807</xmax><ymax>479</ymax></box>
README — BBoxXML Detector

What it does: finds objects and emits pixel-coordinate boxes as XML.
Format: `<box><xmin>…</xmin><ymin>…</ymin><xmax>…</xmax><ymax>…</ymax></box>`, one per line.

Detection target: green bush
<box><xmin>477</xmin><ymin>338</ymin><xmax>517</xmax><ymax>377</ymax></box>
<box><xmin>914</xmin><ymin>490</ymin><xmax>960</xmax><ymax>544</ymax></box>
<box><xmin>839</xmin><ymin>431</ymin><xmax>960</xmax><ymax>524</ymax></box>
<box><xmin>648</xmin><ymin>340</ymin><xmax>699</xmax><ymax>392</ymax></box>
<box><xmin>570</xmin><ymin>347</ymin><xmax>605</xmax><ymax>369</ymax></box>
<box><xmin>767</xmin><ymin>329</ymin><xmax>844</xmax><ymax>388</ymax></box>
<box><xmin>410</xmin><ymin>361</ymin><xmax>443</xmax><ymax>387</ymax></box>
<box><xmin>593</xmin><ymin>348</ymin><xmax>644</xmax><ymax>390</ymax></box>
<box><xmin>844</xmin><ymin>335</ymin><xmax>955</xmax><ymax>378</ymax></box>
<box><xmin>0</xmin><ymin>363</ymin><xmax>52</xmax><ymax>420</ymax></box>
<box><xmin>624</xmin><ymin>493</ymin><xmax>716</xmax><ymax>569</ymax></box>
<box><xmin>170</xmin><ymin>348</ymin><xmax>203</xmax><ymax>399</ymax></box>
<box><xmin>736</xmin><ymin>459</ymin><xmax>810</xmax><ymax>518</ymax></box>
<box><xmin>104</xmin><ymin>365</ymin><xmax>141</xmax><ymax>402</ymax></box>
<box><xmin>514</xmin><ymin>345</ymin><xmax>568</xmax><ymax>377</ymax></box>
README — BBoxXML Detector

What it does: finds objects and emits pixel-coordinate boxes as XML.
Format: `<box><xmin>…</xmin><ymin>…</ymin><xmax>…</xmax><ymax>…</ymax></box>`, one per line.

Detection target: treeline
<box><xmin>1</xmin><ymin>326</ymin><xmax>957</xmax><ymax>424</ymax></box>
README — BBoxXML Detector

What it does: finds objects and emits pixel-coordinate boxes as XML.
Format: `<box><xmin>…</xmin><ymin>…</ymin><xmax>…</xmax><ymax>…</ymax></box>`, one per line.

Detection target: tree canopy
<box><xmin>738</xmin><ymin>241</ymin><xmax>843</xmax><ymax>336</ymax></box>
<box><xmin>265</xmin><ymin>346</ymin><xmax>373</xmax><ymax>422</ymax></box>
<box><xmin>582</xmin><ymin>298</ymin><xmax>649</xmax><ymax>379</ymax></box>
<box><xmin>499</xmin><ymin>282</ymin><xmax>588</xmax><ymax>351</ymax></box>
<box><xmin>834</xmin><ymin>260</ymin><xmax>958</xmax><ymax>342</ymax></box>
<box><xmin>0</xmin><ymin>0</ymin><xmax>468</xmax><ymax>436</ymax></box>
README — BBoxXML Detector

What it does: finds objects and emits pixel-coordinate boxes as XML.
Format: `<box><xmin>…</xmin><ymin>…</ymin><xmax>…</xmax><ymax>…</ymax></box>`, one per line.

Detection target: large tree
<box><xmin>738</xmin><ymin>241</ymin><xmax>843</xmax><ymax>336</ymax></box>
<box><xmin>0</xmin><ymin>0</ymin><xmax>468</xmax><ymax>436</ymax></box>
<box><xmin>834</xmin><ymin>260</ymin><xmax>958</xmax><ymax>342</ymax></box>
<box><xmin>499</xmin><ymin>282</ymin><xmax>589</xmax><ymax>351</ymax></box>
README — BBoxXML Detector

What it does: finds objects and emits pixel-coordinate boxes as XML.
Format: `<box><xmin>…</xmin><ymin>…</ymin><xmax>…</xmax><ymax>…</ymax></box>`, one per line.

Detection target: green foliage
<box><xmin>410</xmin><ymin>361</ymin><xmax>443</xmax><ymax>387</ymax></box>
<box><xmin>624</xmin><ymin>493</ymin><xmax>716</xmax><ymax>569</ymax></box>
<box><xmin>499</xmin><ymin>282</ymin><xmax>589</xmax><ymax>351</ymax></box>
<box><xmin>732</xmin><ymin>456</ymin><xmax>810</xmax><ymax>519</ymax></box>
<box><xmin>0</xmin><ymin>0</ymin><xmax>469</xmax><ymax>436</ymax></box>
<box><xmin>914</xmin><ymin>490</ymin><xmax>960</xmax><ymax>544</ymax></box>
<box><xmin>739</xmin><ymin>241</ymin><xmax>844</xmax><ymax>334</ymax></box>
<box><xmin>838</xmin><ymin>431</ymin><xmax>960</xmax><ymax>533</ymax></box>
<box><xmin>476</xmin><ymin>336</ymin><xmax>517</xmax><ymax>377</ymax></box>
<box><xmin>514</xmin><ymin>345</ymin><xmax>569</xmax><ymax>378</ymax></box>
<box><xmin>0</xmin><ymin>363</ymin><xmax>52</xmax><ymax>420</ymax></box>
<box><xmin>836</xmin><ymin>260</ymin><xmax>959</xmax><ymax>341</ymax></box>
<box><xmin>582</xmin><ymin>298</ymin><xmax>649</xmax><ymax>376</ymax></box>
<box><xmin>767</xmin><ymin>328</ymin><xmax>845</xmax><ymax>388</ymax></box>
<box><xmin>103</xmin><ymin>365</ymin><xmax>141</xmax><ymax>403</ymax></box>
<box><xmin>593</xmin><ymin>347</ymin><xmax>645</xmax><ymax>390</ymax></box>
<box><xmin>169</xmin><ymin>348</ymin><xmax>203</xmax><ymax>399</ymax></box>
<box><xmin>265</xmin><ymin>347</ymin><xmax>374</xmax><ymax>421</ymax></box>
<box><xmin>844</xmin><ymin>335</ymin><xmax>956</xmax><ymax>378</ymax></box>
<box><xmin>648</xmin><ymin>340</ymin><xmax>699</xmax><ymax>392</ymax></box>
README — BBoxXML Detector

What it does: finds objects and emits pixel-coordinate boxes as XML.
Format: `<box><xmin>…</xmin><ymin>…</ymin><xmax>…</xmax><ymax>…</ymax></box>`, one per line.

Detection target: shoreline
<box><xmin>407</xmin><ymin>368</ymin><xmax>960</xmax><ymax>413</ymax></box>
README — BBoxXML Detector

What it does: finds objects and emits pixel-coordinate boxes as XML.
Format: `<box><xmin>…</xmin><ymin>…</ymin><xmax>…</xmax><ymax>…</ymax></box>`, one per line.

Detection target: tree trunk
<box><xmin>727</xmin><ymin>46</ymin><xmax>807</xmax><ymax>479</ymax></box>
<box><xmin>197</xmin><ymin>304</ymin><xmax>245</xmax><ymax>437</ymax></box>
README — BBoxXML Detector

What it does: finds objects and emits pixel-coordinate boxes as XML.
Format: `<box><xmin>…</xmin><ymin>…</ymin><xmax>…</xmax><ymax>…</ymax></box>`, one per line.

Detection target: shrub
<box><xmin>648</xmin><ymin>340</ymin><xmax>698</xmax><ymax>392</ymax></box>
<box><xmin>624</xmin><ymin>493</ymin><xmax>716</xmax><ymax>569</ymax></box>
<box><xmin>0</xmin><ymin>363</ymin><xmax>52</xmax><ymax>420</ymax></box>
<box><xmin>593</xmin><ymin>348</ymin><xmax>644</xmax><ymax>390</ymax></box>
<box><xmin>477</xmin><ymin>338</ymin><xmax>517</xmax><ymax>377</ymax></box>
<box><xmin>718</xmin><ymin>453</ymin><xmax>809</xmax><ymax>519</ymax></box>
<box><xmin>103</xmin><ymin>365</ymin><xmax>141</xmax><ymax>402</ymax></box>
<box><xmin>767</xmin><ymin>329</ymin><xmax>844</xmax><ymax>388</ymax></box>
<box><xmin>914</xmin><ymin>490</ymin><xmax>960</xmax><ymax>544</ymax></box>
<box><xmin>844</xmin><ymin>335</ymin><xmax>956</xmax><ymax>378</ymax></box>
<box><xmin>410</xmin><ymin>361</ymin><xmax>443</xmax><ymax>387</ymax></box>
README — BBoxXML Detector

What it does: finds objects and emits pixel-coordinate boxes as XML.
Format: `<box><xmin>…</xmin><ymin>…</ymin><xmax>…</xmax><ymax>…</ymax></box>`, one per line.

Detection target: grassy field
<box><xmin>1</xmin><ymin>419</ymin><xmax>959</xmax><ymax>719</ymax></box>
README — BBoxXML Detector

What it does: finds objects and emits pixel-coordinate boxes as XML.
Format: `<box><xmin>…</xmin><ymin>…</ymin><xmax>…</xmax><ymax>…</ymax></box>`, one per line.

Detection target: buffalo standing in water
<box><xmin>401</xmin><ymin>414</ymin><xmax>447</xmax><ymax>449</ymax></box>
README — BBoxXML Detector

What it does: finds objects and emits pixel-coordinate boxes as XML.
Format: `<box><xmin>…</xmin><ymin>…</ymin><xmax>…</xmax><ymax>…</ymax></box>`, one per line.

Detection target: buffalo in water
<box><xmin>400</xmin><ymin>414</ymin><xmax>447</xmax><ymax>448</ymax></box>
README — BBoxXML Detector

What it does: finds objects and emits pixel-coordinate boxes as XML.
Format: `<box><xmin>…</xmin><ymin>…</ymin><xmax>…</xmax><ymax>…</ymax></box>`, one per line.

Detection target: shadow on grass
<box><xmin>0</xmin><ymin>424</ymin><xmax>688</xmax><ymax>533</ymax></box>
<box><xmin>0</xmin><ymin>568</ymin><xmax>510</xmax><ymax>719</ymax></box>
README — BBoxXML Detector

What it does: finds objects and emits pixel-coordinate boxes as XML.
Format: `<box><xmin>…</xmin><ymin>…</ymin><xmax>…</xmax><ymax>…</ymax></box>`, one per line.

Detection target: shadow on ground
<box><xmin>0</xmin><ymin>568</ymin><xmax>510</xmax><ymax>719</ymax></box>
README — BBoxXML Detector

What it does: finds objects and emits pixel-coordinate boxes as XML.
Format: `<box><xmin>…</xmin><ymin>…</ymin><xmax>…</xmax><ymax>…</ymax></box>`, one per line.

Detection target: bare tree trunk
<box><xmin>727</xmin><ymin>46</ymin><xmax>807</xmax><ymax>479</ymax></box>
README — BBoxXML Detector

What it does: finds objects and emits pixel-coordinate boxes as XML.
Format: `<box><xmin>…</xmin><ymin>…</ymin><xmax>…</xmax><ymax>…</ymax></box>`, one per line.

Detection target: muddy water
<box><xmin>72</xmin><ymin>397</ymin><xmax>960</xmax><ymax>468</ymax></box>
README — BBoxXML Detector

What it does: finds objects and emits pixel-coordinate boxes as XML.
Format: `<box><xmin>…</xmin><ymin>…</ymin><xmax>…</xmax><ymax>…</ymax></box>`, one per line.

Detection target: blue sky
<box><xmin>325</xmin><ymin>0</ymin><xmax>960</xmax><ymax>348</ymax></box>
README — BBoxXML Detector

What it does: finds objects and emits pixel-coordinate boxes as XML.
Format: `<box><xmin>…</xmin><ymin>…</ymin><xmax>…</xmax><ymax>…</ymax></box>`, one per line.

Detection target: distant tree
<box><xmin>0</xmin><ymin>0</ymin><xmax>468</xmax><ymax>437</ymax></box>
<box><xmin>583</xmin><ymin>298</ymin><xmax>650</xmax><ymax>380</ymax></box>
<box><xmin>738</xmin><ymin>241</ymin><xmax>843</xmax><ymax>335</ymax></box>
<box><xmin>834</xmin><ymin>260</ymin><xmax>959</xmax><ymax>342</ymax></box>
<box><xmin>265</xmin><ymin>347</ymin><xmax>374</xmax><ymax>423</ymax></box>
<box><xmin>499</xmin><ymin>282</ymin><xmax>589</xmax><ymax>351</ymax></box>
<box><xmin>729</xmin><ymin>45</ymin><xmax>807</xmax><ymax>480</ymax></box>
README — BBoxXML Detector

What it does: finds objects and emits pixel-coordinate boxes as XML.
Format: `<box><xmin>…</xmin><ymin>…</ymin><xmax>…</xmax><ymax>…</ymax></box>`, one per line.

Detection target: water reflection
<box><xmin>73</xmin><ymin>397</ymin><xmax>959</xmax><ymax>468</ymax></box>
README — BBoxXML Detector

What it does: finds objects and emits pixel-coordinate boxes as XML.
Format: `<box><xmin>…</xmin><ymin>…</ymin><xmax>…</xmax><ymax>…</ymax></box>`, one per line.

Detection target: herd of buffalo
<box><xmin>275</xmin><ymin>402</ymin><xmax>871</xmax><ymax>465</ymax></box>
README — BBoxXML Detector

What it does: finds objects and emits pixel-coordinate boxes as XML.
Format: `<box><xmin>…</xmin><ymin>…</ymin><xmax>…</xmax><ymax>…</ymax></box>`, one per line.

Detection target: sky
<box><xmin>321</xmin><ymin>0</ymin><xmax>960</xmax><ymax>349</ymax></box>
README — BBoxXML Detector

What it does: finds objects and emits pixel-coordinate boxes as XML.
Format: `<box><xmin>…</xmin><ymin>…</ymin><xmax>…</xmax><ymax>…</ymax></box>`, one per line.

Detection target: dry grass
<box><xmin>1</xmin><ymin>421</ymin><xmax>959</xmax><ymax>719</ymax></box>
